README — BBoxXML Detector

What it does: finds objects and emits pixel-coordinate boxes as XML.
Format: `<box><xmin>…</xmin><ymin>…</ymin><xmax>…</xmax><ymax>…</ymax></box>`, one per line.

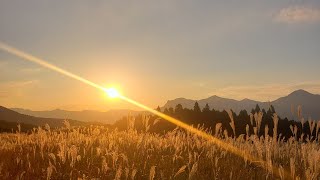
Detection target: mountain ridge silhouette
<box><xmin>163</xmin><ymin>89</ymin><xmax>320</xmax><ymax>120</ymax></box>
<box><xmin>10</xmin><ymin>108</ymin><xmax>142</xmax><ymax>124</ymax></box>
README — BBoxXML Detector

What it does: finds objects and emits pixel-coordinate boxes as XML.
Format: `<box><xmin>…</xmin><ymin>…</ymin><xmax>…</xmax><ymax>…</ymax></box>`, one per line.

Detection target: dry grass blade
<box><xmin>188</xmin><ymin>162</ymin><xmax>198</xmax><ymax>180</ymax></box>
<box><xmin>174</xmin><ymin>165</ymin><xmax>187</xmax><ymax>178</ymax></box>
<box><xmin>149</xmin><ymin>166</ymin><xmax>156</xmax><ymax>180</ymax></box>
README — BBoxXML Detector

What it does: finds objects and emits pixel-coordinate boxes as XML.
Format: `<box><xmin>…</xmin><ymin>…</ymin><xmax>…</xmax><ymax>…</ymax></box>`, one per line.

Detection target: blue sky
<box><xmin>1</xmin><ymin>0</ymin><xmax>320</xmax><ymax>110</ymax></box>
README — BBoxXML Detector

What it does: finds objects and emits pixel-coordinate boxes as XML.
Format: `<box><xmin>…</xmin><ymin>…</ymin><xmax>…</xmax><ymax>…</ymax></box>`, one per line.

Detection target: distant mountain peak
<box><xmin>206</xmin><ymin>95</ymin><xmax>236</xmax><ymax>101</ymax></box>
<box><xmin>207</xmin><ymin>95</ymin><xmax>219</xmax><ymax>99</ymax></box>
<box><xmin>174</xmin><ymin>97</ymin><xmax>189</xmax><ymax>101</ymax></box>
<box><xmin>166</xmin><ymin>97</ymin><xmax>193</xmax><ymax>103</ymax></box>
<box><xmin>289</xmin><ymin>89</ymin><xmax>313</xmax><ymax>96</ymax></box>
<box><xmin>240</xmin><ymin>98</ymin><xmax>254</xmax><ymax>102</ymax></box>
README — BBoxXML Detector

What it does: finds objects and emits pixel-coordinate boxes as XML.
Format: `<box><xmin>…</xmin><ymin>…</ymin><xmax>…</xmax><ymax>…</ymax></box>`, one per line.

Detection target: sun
<box><xmin>104</xmin><ymin>87</ymin><xmax>120</xmax><ymax>98</ymax></box>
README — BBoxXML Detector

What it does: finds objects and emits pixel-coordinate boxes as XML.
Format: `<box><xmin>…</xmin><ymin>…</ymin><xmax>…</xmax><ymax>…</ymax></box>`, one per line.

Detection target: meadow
<box><xmin>0</xmin><ymin>113</ymin><xmax>320</xmax><ymax>180</ymax></box>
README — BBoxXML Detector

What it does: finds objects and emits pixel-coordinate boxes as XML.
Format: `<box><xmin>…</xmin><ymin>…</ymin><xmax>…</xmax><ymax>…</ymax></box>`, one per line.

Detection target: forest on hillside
<box><xmin>115</xmin><ymin>102</ymin><xmax>318</xmax><ymax>140</ymax></box>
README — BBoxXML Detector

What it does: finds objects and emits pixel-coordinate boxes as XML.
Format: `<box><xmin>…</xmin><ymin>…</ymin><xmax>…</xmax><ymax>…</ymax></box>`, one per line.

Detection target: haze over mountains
<box><xmin>3</xmin><ymin>89</ymin><xmax>320</xmax><ymax>126</ymax></box>
<box><xmin>163</xmin><ymin>89</ymin><xmax>320</xmax><ymax>120</ymax></box>
<box><xmin>11</xmin><ymin>108</ymin><xmax>141</xmax><ymax>124</ymax></box>
<box><xmin>0</xmin><ymin>106</ymin><xmax>87</xmax><ymax>131</ymax></box>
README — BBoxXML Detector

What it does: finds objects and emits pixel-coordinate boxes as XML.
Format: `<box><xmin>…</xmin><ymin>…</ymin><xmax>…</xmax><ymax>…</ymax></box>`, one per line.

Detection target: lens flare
<box><xmin>0</xmin><ymin>41</ymin><xmax>288</xmax><ymax>177</ymax></box>
<box><xmin>105</xmin><ymin>87</ymin><xmax>120</xmax><ymax>98</ymax></box>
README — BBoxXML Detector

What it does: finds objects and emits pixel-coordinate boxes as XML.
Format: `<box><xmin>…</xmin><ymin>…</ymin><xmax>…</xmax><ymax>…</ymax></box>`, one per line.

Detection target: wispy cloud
<box><xmin>209</xmin><ymin>81</ymin><xmax>320</xmax><ymax>101</ymax></box>
<box><xmin>274</xmin><ymin>6</ymin><xmax>320</xmax><ymax>24</ymax></box>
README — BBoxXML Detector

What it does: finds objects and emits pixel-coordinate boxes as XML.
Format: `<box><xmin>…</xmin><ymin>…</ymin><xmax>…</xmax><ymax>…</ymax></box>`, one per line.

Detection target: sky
<box><xmin>1</xmin><ymin>0</ymin><xmax>320</xmax><ymax>111</ymax></box>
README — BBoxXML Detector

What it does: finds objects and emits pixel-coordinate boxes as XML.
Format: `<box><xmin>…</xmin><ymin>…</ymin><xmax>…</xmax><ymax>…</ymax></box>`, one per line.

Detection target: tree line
<box><xmin>114</xmin><ymin>102</ymin><xmax>317</xmax><ymax>140</ymax></box>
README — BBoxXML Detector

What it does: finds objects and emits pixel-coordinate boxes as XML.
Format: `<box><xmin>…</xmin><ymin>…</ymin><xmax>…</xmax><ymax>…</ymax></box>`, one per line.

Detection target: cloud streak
<box><xmin>275</xmin><ymin>6</ymin><xmax>320</xmax><ymax>24</ymax></box>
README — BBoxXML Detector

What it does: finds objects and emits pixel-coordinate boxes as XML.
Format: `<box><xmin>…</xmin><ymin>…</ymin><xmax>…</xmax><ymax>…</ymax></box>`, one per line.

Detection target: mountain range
<box><xmin>162</xmin><ymin>89</ymin><xmax>320</xmax><ymax>120</ymax></box>
<box><xmin>11</xmin><ymin>108</ymin><xmax>141</xmax><ymax>124</ymax></box>
<box><xmin>0</xmin><ymin>106</ymin><xmax>88</xmax><ymax>131</ymax></box>
<box><xmin>2</xmin><ymin>89</ymin><xmax>320</xmax><ymax>127</ymax></box>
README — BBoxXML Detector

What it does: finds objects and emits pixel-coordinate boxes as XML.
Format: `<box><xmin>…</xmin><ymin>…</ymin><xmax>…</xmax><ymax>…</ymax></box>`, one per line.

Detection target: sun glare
<box><xmin>105</xmin><ymin>87</ymin><xmax>120</xmax><ymax>98</ymax></box>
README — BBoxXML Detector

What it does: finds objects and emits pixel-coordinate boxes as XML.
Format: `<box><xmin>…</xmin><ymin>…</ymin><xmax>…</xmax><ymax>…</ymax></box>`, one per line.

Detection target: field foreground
<box><xmin>0</xmin><ymin>121</ymin><xmax>320</xmax><ymax>180</ymax></box>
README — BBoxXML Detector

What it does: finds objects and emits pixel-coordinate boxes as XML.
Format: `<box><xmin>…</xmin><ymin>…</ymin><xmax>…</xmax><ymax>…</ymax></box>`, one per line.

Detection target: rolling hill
<box><xmin>0</xmin><ymin>106</ymin><xmax>87</xmax><ymax>129</ymax></box>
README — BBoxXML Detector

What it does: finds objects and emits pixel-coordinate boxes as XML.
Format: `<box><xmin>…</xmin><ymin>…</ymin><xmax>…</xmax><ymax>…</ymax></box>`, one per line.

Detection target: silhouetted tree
<box><xmin>156</xmin><ymin>106</ymin><xmax>161</xmax><ymax>112</ymax></box>
<box><xmin>175</xmin><ymin>104</ymin><xmax>183</xmax><ymax>113</ymax></box>
<box><xmin>255</xmin><ymin>104</ymin><xmax>261</xmax><ymax>112</ymax></box>
<box><xmin>239</xmin><ymin>109</ymin><xmax>248</xmax><ymax>117</ymax></box>
<box><xmin>270</xmin><ymin>105</ymin><xmax>276</xmax><ymax>113</ymax></box>
<box><xmin>168</xmin><ymin>107</ymin><xmax>174</xmax><ymax>114</ymax></box>
<box><xmin>193</xmin><ymin>101</ymin><xmax>201</xmax><ymax>113</ymax></box>
<box><xmin>251</xmin><ymin>108</ymin><xmax>255</xmax><ymax>115</ymax></box>
<box><xmin>202</xmin><ymin>103</ymin><xmax>210</xmax><ymax>112</ymax></box>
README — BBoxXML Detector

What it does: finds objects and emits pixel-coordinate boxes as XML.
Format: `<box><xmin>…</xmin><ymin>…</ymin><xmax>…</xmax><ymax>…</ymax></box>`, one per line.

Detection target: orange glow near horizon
<box><xmin>0</xmin><ymin>41</ymin><xmax>284</xmax><ymax>176</ymax></box>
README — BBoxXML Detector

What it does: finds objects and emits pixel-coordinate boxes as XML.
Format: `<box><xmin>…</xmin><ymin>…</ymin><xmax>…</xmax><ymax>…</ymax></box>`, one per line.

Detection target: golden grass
<box><xmin>0</xmin><ymin>115</ymin><xmax>319</xmax><ymax>180</ymax></box>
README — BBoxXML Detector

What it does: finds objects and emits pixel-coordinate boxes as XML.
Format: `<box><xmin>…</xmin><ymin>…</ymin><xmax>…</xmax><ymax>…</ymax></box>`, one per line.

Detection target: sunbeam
<box><xmin>0</xmin><ymin>41</ymin><xmax>286</xmax><ymax>177</ymax></box>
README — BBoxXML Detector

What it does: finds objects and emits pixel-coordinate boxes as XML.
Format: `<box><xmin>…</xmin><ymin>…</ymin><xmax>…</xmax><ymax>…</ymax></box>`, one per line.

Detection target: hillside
<box><xmin>0</xmin><ymin>106</ymin><xmax>87</xmax><ymax>128</ymax></box>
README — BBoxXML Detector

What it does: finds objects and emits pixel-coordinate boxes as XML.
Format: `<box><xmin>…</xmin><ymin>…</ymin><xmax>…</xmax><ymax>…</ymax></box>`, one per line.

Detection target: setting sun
<box><xmin>105</xmin><ymin>87</ymin><xmax>120</xmax><ymax>98</ymax></box>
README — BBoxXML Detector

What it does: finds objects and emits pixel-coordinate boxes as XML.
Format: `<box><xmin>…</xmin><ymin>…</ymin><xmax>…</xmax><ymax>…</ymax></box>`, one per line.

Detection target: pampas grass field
<box><xmin>0</xmin><ymin>113</ymin><xmax>320</xmax><ymax>180</ymax></box>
